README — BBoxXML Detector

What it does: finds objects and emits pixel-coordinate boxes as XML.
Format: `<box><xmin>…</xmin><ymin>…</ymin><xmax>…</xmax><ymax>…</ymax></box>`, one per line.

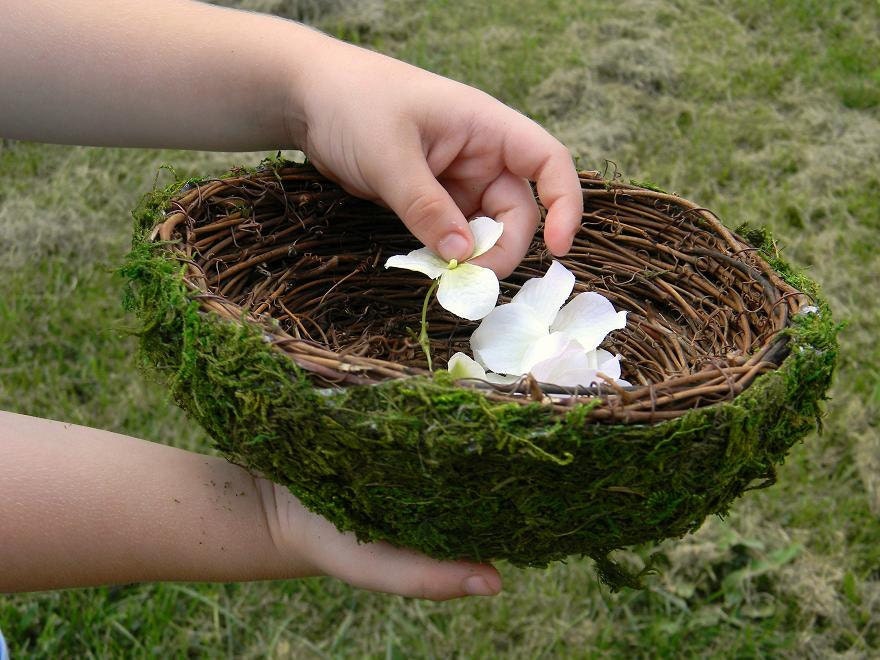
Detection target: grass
<box><xmin>2</xmin><ymin>0</ymin><xmax>879</xmax><ymax>656</ymax></box>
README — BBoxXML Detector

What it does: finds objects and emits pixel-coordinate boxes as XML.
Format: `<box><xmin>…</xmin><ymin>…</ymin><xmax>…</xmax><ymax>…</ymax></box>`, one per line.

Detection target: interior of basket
<box><xmin>159</xmin><ymin>168</ymin><xmax>794</xmax><ymax>391</ymax></box>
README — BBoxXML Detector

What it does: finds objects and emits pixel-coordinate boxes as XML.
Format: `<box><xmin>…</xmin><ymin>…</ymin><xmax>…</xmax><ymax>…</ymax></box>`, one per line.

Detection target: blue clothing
<box><xmin>0</xmin><ymin>626</ymin><xmax>8</xmax><ymax>660</ymax></box>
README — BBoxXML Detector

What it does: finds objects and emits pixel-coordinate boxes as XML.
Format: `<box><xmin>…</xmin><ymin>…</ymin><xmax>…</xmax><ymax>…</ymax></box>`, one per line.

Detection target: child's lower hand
<box><xmin>2</xmin><ymin>412</ymin><xmax>500</xmax><ymax>600</ymax></box>
<box><xmin>257</xmin><ymin>480</ymin><xmax>501</xmax><ymax>600</ymax></box>
<box><xmin>285</xmin><ymin>33</ymin><xmax>583</xmax><ymax>277</ymax></box>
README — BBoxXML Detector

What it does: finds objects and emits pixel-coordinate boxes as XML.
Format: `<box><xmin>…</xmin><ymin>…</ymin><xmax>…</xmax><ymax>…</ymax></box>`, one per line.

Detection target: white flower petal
<box><xmin>485</xmin><ymin>372</ymin><xmax>520</xmax><ymax>385</ymax></box>
<box><xmin>471</xmin><ymin>303</ymin><xmax>548</xmax><ymax>374</ymax></box>
<box><xmin>468</xmin><ymin>216</ymin><xmax>504</xmax><ymax>259</ymax></box>
<box><xmin>521</xmin><ymin>331</ymin><xmax>574</xmax><ymax>373</ymax></box>
<box><xmin>551</xmin><ymin>291</ymin><xmax>628</xmax><ymax>350</ymax></box>
<box><xmin>510</xmin><ymin>261</ymin><xmax>575</xmax><ymax>327</ymax></box>
<box><xmin>385</xmin><ymin>247</ymin><xmax>448</xmax><ymax>279</ymax></box>
<box><xmin>583</xmin><ymin>348</ymin><xmax>599</xmax><ymax>370</ymax></box>
<box><xmin>596</xmin><ymin>350</ymin><xmax>622</xmax><ymax>380</ymax></box>
<box><xmin>582</xmin><ymin>348</ymin><xmax>616</xmax><ymax>370</ymax></box>
<box><xmin>447</xmin><ymin>352</ymin><xmax>487</xmax><ymax>380</ymax></box>
<box><xmin>448</xmin><ymin>352</ymin><xmax>519</xmax><ymax>385</ymax></box>
<box><xmin>596</xmin><ymin>347</ymin><xmax>616</xmax><ymax>363</ymax></box>
<box><xmin>436</xmin><ymin>262</ymin><xmax>499</xmax><ymax>320</ymax></box>
<box><xmin>530</xmin><ymin>344</ymin><xmax>627</xmax><ymax>388</ymax></box>
<box><xmin>530</xmin><ymin>344</ymin><xmax>602</xmax><ymax>388</ymax></box>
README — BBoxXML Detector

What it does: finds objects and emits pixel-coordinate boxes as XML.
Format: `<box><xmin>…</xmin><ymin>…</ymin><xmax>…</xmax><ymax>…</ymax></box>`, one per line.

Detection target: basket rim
<box><xmin>142</xmin><ymin>163</ymin><xmax>817</xmax><ymax>423</ymax></box>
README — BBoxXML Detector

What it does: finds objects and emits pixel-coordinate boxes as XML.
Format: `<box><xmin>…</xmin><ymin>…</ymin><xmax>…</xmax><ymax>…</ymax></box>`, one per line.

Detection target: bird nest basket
<box><xmin>123</xmin><ymin>161</ymin><xmax>838</xmax><ymax>587</ymax></box>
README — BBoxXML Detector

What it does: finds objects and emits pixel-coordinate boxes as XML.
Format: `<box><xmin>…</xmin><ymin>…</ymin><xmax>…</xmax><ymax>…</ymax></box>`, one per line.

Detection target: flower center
<box><xmin>447</xmin><ymin>258</ymin><xmax>459</xmax><ymax>269</ymax></box>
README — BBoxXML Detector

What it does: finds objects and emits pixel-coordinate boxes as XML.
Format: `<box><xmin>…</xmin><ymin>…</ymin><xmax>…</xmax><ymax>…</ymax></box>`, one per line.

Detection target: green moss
<box><xmin>121</xmin><ymin>172</ymin><xmax>839</xmax><ymax>590</ymax></box>
<box><xmin>735</xmin><ymin>222</ymin><xmax>824</xmax><ymax>298</ymax></box>
<box><xmin>628</xmin><ymin>179</ymin><xmax>669</xmax><ymax>194</ymax></box>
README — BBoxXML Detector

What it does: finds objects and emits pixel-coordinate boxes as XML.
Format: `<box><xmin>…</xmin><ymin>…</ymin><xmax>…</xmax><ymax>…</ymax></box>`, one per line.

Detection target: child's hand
<box><xmin>257</xmin><ymin>480</ymin><xmax>501</xmax><ymax>600</ymax></box>
<box><xmin>3</xmin><ymin>2</ymin><xmax>581</xmax><ymax>277</ymax></box>
<box><xmin>286</xmin><ymin>36</ymin><xmax>583</xmax><ymax>277</ymax></box>
<box><xmin>2</xmin><ymin>412</ymin><xmax>501</xmax><ymax>600</ymax></box>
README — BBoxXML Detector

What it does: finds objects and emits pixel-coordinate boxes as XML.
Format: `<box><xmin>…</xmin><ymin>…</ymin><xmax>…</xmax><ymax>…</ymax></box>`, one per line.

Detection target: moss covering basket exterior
<box><xmin>122</xmin><ymin>161</ymin><xmax>838</xmax><ymax>587</ymax></box>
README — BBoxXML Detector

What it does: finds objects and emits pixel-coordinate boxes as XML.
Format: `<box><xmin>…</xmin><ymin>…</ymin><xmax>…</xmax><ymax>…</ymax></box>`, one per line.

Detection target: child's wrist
<box><xmin>253</xmin><ymin>475</ymin><xmax>323</xmax><ymax>576</ymax></box>
<box><xmin>274</xmin><ymin>23</ymin><xmax>345</xmax><ymax>149</ymax></box>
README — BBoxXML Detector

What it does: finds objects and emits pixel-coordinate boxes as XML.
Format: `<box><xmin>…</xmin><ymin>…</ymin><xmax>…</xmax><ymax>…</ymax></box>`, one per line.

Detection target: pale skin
<box><xmin>0</xmin><ymin>0</ymin><xmax>583</xmax><ymax>598</ymax></box>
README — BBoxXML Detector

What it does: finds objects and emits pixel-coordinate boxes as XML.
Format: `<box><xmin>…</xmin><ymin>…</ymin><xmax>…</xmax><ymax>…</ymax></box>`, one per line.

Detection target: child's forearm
<box><xmin>1</xmin><ymin>0</ymin><xmax>315</xmax><ymax>150</ymax></box>
<box><xmin>0</xmin><ymin>411</ymin><xmax>502</xmax><ymax>599</ymax></box>
<box><xmin>0</xmin><ymin>411</ymin><xmax>313</xmax><ymax>592</ymax></box>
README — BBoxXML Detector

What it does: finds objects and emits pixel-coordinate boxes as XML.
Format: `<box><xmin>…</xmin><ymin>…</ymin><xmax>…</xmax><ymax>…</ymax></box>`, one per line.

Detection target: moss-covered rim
<box><xmin>121</xmin><ymin>160</ymin><xmax>839</xmax><ymax>589</ymax></box>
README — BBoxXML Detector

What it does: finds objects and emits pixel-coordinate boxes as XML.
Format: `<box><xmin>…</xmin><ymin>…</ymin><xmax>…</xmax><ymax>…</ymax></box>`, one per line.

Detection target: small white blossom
<box><xmin>385</xmin><ymin>216</ymin><xmax>503</xmax><ymax>321</ymax></box>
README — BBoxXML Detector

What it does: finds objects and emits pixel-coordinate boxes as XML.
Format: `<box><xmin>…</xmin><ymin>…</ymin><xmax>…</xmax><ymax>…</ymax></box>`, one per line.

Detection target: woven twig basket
<box><xmin>123</xmin><ymin>161</ymin><xmax>837</xmax><ymax>587</ymax></box>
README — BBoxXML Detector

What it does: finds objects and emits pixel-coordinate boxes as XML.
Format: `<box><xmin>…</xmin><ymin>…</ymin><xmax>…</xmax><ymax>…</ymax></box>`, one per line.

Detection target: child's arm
<box><xmin>0</xmin><ymin>1</ymin><xmax>581</xmax><ymax>598</ymax></box>
<box><xmin>0</xmin><ymin>411</ymin><xmax>501</xmax><ymax>598</ymax></box>
<box><xmin>1</xmin><ymin>0</ymin><xmax>582</xmax><ymax>275</ymax></box>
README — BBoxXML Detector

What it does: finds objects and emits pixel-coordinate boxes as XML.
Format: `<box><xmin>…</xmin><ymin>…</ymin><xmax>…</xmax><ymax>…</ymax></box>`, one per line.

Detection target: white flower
<box><xmin>448</xmin><ymin>344</ymin><xmax>629</xmax><ymax>389</ymax></box>
<box><xmin>384</xmin><ymin>216</ymin><xmax>503</xmax><ymax>321</ymax></box>
<box><xmin>470</xmin><ymin>261</ymin><xmax>628</xmax><ymax>384</ymax></box>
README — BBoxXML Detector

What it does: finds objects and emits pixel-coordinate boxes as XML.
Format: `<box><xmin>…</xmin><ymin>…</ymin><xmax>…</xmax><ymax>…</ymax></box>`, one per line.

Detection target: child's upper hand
<box><xmin>2</xmin><ymin>4</ymin><xmax>580</xmax><ymax>279</ymax></box>
<box><xmin>286</xmin><ymin>37</ymin><xmax>583</xmax><ymax>277</ymax></box>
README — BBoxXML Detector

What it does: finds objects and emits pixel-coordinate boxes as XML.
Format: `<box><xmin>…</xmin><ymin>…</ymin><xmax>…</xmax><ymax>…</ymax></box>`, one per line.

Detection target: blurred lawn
<box><xmin>2</xmin><ymin>0</ymin><xmax>879</xmax><ymax>657</ymax></box>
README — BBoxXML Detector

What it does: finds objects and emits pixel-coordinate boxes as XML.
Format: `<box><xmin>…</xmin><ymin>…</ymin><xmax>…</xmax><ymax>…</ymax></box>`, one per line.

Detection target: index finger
<box><xmin>501</xmin><ymin>113</ymin><xmax>583</xmax><ymax>256</ymax></box>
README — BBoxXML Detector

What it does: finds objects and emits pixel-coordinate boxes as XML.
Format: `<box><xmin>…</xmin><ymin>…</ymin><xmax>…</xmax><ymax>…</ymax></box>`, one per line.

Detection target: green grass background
<box><xmin>2</xmin><ymin>0</ymin><xmax>879</xmax><ymax>656</ymax></box>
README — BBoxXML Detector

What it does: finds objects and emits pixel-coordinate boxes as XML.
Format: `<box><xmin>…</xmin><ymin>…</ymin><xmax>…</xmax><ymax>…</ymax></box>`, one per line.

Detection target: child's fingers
<box><xmin>468</xmin><ymin>171</ymin><xmax>539</xmax><ymax>278</ymax></box>
<box><xmin>297</xmin><ymin>503</ymin><xmax>502</xmax><ymax>600</ymax></box>
<box><xmin>502</xmin><ymin>116</ymin><xmax>583</xmax><ymax>256</ymax></box>
<box><xmin>327</xmin><ymin>537</ymin><xmax>502</xmax><ymax>601</ymax></box>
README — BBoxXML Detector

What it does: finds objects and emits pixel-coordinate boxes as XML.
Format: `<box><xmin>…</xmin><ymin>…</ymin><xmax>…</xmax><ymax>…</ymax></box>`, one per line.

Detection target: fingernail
<box><xmin>462</xmin><ymin>575</ymin><xmax>498</xmax><ymax>597</ymax></box>
<box><xmin>437</xmin><ymin>232</ymin><xmax>470</xmax><ymax>262</ymax></box>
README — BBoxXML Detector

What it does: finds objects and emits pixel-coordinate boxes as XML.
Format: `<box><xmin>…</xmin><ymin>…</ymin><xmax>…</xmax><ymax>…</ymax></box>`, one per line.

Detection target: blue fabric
<box><xmin>0</xmin><ymin>626</ymin><xmax>8</xmax><ymax>660</ymax></box>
